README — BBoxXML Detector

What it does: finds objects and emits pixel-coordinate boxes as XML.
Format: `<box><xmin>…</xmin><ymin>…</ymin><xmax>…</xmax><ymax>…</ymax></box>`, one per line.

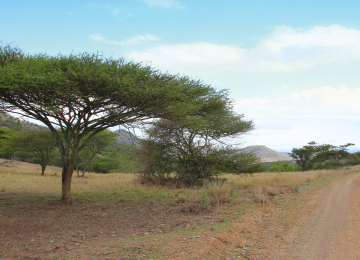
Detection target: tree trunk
<box><xmin>76</xmin><ymin>163</ymin><xmax>80</xmax><ymax>178</ymax></box>
<box><xmin>41</xmin><ymin>165</ymin><xmax>46</xmax><ymax>176</ymax></box>
<box><xmin>81</xmin><ymin>165</ymin><xmax>87</xmax><ymax>178</ymax></box>
<box><xmin>61</xmin><ymin>163</ymin><xmax>75</xmax><ymax>201</ymax></box>
<box><xmin>61</xmin><ymin>150</ymin><xmax>78</xmax><ymax>201</ymax></box>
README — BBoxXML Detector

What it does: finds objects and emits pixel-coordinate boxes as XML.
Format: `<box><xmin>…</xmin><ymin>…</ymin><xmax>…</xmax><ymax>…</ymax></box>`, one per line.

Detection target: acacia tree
<box><xmin>312</xmin><ymin>143</ymin><xmax>334</xmax><ymax>163</ymax></box>
<box><xmin>7</xmin><ymin>129</ymin><xmax>57</xmax><ymax>175</ymax></box>
<box><xmin>76</xmin><ymin>130</ymin><xmax>118</xmax><ymax>177</ymax></box>
<box><xmin>329</xmin><ymin>143</ymin><xmax>354</xmax><ymax>161</ymax></box>
<box><xmin>0</xmin><ymin>44</ymin><xmax>216</xmax><ymax>200</ymax></box>
<box><xmin>290</xmin><ymin>141</ymin><xmax>354</xmax><ymax>170</ymax></box>
<box><xmin>289</xmin><ymin>143</ymin><xmax>316</xmax><ymax>171</ymax></box>
<box><xmin>139</xmin><ymin>91</ymin><xmax>262</xmax><ymax>185</ymax></box>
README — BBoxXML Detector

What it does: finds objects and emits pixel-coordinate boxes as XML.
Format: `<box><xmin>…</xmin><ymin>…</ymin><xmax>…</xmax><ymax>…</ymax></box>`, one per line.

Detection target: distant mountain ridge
<box><xmin>0</xmin><ymin>112</ymin><xmax>45</xmax><ymax>131</ymax></box>
<box><xmin>114</xmin><ymin>129</ymin><xmax>140</xmax><ymax>144</ymax></box>
<box><xmin>1</xmin><ymin>113</ymin><xmax>291</xmax><ymax>161</ymax></box>
<box><xmin>246</xmin><ymin>145</ymin><xmax>292</xmax><ymax>162</ymax></box>
<box><xmin>0</xmin><ymin>112</ymin><xmax>139</xmax><ymax>143</ymax></box>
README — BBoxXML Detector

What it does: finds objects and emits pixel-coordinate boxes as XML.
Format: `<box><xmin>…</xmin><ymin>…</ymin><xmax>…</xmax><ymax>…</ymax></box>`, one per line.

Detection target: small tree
<box><xmin>7</xmin><ymin>129</ymin><xmax>57</xmax><ymax>175</ymax></box>
<box><xmin>290</xmin><ymin>141</ymin><xmax>355</xmax><ymax>171</ymax></box>
<box><xmin>289</xmin><ymin>143</ymin><xmax>316</xmax><ymax>171</ymax></box>
<box><xmin>0</xmin><ymin>44</ymin><xmax>222</xmax><ymax>200</ymax></box>
<box><xmin>139</xmin><ymin>91</ymin><xmax>262</xmax><ymax>185</ymax></box>
<box><xmin>76</xmin><ymin>130</ymin><xmax>118</xmax><ymax>177</ymax></box>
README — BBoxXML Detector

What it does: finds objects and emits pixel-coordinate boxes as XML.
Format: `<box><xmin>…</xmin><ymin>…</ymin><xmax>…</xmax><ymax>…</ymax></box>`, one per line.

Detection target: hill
<box><xmin>0</xmin><ymin>112</ymin><xmax>139</xmax><ymax>144</ymax></box>
<box><xmin>0</xmin><ymin>112</ymin><xmax>45</xmax><ymax>131</ymax></box>
<box><xmin>114</xmin><ymin>129</ymin><xmax>140</xmax><ymax>144</ymax></box>
<box><xmin>246</xmin><ymin>145</ymin><xmax>292</xmax><ymax>162</ymax></box>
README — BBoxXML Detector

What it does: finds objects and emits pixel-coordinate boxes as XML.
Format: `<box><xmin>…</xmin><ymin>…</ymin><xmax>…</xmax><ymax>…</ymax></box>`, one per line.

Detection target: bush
<box><xmin>345</xmin><ymin>153</ymin><xmax>360</xmax><ymax>166</ymax></box>
<box><xmin>311</xmin><ymin>163</ymin><xmax>322</xmax><ymax>170</ymax></box>
<box><xmin>92</xmin><ymin>157</ymin><xmax>120</xmax><ymax>173</ymax></box>
<box><xmin>345</xmin><ymin>159</ymin><xmax>359</xmax><ymax>166</ymax></box>
<box><xmin>268</xmin><ymin>162</ymin><xmax>296</xmax><ymax>172</ymax></box>
<box><xmin>321</xmin><ymin>160</ymin><xmax>343</xmax><ymax>170</ymax></box>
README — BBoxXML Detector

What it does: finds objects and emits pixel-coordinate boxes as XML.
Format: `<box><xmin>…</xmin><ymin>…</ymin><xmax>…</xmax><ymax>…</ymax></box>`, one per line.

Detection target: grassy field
<box><xmin>0</xmin><ymin>159</ymin><xmax>352</xmax><ymax>204</ymax></box>
<box><xmin>1</xmin><ymin>159</ymin><xmax>358</xmax><ymax>259</ymax></box>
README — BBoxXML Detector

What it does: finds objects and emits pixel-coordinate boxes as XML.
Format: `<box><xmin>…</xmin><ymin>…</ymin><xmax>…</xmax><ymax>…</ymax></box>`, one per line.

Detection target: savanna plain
<box><xmin>1</xmin><ymin>159</ymin><xmax>359</xmax><ymax>260</ymax></box>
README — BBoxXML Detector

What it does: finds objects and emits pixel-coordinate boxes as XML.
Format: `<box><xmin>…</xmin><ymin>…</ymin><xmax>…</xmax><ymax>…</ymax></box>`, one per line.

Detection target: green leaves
<box><xmin>138</xmin><ymin>90</ymin><xmax>260</xmax><ymax>185</ymax></box>
<box><xmin>0</xmin><ymin>44</ymin><xmax>223</xmax><ymax>199</ymax></box>
<box><xmin>0</xmin><ymin>43</ymin><xmax>24</xmax><ymax>68</ymax></box>
<box><xmin>290</xmin><ymin>141</ymin><xmax>355</xmax><ymax>171</ymax></box>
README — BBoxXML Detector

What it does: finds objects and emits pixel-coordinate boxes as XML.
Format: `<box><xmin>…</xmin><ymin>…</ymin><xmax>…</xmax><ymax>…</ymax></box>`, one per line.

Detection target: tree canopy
<box><xmin>289</xmin><ymin>141</ymin><xmax>354</xmax><ymax>171</ymax></box>
<box><xmin>76</xmin><ymin>130</ymin><xmax>118</xmax><ymax>177</ymax></box>
<box><xmin>138</xmin><ymin>91</ymin><xmax>262</xmax><ymax>185</ymax></box>
<box><xmin>0</xmin><ymin>44</ymin><xmax>219</xmax><ymax>200</ymax></box>
<box><xmin>7</xmin><ymin>129</ymin><xmax>57</xmax><ymax>175</ymax></box>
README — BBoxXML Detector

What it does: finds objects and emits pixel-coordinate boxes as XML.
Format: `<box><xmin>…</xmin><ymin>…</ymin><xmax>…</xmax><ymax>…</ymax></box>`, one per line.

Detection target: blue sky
<box><xmin>2</xmin><ymin>0</ymin><xmax>360</xmax><ymax>152</ymax></box>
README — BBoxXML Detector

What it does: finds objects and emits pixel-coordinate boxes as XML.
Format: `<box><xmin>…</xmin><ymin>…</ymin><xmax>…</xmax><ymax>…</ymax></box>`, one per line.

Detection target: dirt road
<box><xmin>1</xmin><ymin>170</ymin><xmax>359</xmax><ymax>259</ymax></box>
<box><xmin>281</xmin><ymin>173</ymin><xmax>360</xmax><ymax>259</ymax></box>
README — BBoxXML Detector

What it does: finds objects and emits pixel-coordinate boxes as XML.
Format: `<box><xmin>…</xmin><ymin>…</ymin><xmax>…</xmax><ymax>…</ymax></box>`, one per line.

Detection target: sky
<box><xmin>1</xmin><ymin>0</ymin><xmax>360</xmax><ymax>152</ymax></box>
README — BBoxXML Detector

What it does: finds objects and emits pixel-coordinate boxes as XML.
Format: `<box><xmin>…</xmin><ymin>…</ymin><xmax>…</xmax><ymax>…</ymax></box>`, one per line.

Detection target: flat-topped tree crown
<box><xmin>0</xmin><ymin>44</ymin><xmax>215</xmax><ymax>200</ymax></box>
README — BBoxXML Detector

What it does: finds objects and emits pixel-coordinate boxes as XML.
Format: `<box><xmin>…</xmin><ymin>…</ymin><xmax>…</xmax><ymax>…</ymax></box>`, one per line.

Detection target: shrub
<box><xmin>92</xmin><ymin>157</ymin><xmax>120</xmax><ymax>173</ymax></box>
<box><xmin>321</xmin><ymin>160</ymin><xmax>343</xmax><ymax>170</ymax></box>
<box><xmin>311</xmin><ymin>163</ymin><xmax>322</xmax><ymax>170</ymax></box>
<box><xmin>345</xmin><ymin>159</ymin><xmax>359</xmax><ymax>166</ymax></box>
<box><xmin>268</xmin><ymin>162</ymin><xmax>296</xmax><ymax>172</ymax></box>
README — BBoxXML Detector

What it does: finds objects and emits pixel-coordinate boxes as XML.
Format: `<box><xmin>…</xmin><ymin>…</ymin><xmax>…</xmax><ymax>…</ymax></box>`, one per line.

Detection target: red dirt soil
<box><xmin>1</xmin><ymin>172</ymin><xmax>359</xmax><ymax>259</ymax></box>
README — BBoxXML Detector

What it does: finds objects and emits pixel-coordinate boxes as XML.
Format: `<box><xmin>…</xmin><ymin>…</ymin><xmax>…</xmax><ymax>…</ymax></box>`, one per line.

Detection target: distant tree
<box><xmin>0</xmin><ymin>128</ymin><xmax>13</xmax><ymax>142</ymax></box>
<box><xmin>346</xmin><ymin>152</ymin><xmax>360</xmax><ymax>166</ymax></box>
<box><xmin>290</xmin><ymin>142</ymin><xmax>355</xmax><ymax>171</ymax></box>
<box><xmin>289</xmin><ymin>143</ymin><xmax>316</xmax><ymax>171</ymax></box>
<box><xmin>0</xmin><ymin>128</ymin><xmax>15</xmax><ymax>159</ymax></box>
<box><xmin>76</xmin><ymin>130</ymin><xmax>118</xmax><ymax>177</ymax></box>
<box><xmin>0</xmin><ymin>44</ymin><xmax>223</xmax><ymax>200</ymax></box>
<box><xmin>98</xmin><ymin>141</ymin><xmax>141</xmax><ymax>173</ymax></box>
<box><xmin>330</xmin><ymin>143</ymin><xmax>354</xmax><ymax>161</ymax></box>
<box><xmin>139</xmin><ymin>92</ymin><xmax>262</xmax><ymax>185</ymax></box>
<box><xmin>311</xmin><ymin>143</ymin><xmax>334</xmax><ymax>163</ymax></box>
<box><xmin>7</xmin><ymin>129</ymin><xmax>57</xmax><ymax>175</ymax></box>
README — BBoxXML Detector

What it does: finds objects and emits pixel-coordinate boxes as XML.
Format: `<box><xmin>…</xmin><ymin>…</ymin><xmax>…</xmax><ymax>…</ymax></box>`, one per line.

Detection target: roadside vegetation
<box><xmin>0</xmin><ymin>44</ymin><xmax>262</xmax><ymax>200</ymax></box>
<box><xmin>1</xmin><ymin>158</ymin><xmax>360</xmax><ymax>259</ymax></box>
<box><xmin>1</xmin><ymin>159</ymin><xmax>355</xmax><ymax>209</ymax></box>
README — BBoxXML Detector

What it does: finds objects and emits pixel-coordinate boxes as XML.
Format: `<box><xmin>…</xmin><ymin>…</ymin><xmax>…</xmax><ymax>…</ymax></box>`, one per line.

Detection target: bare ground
<box><xmin>1</xmin><ymin>171</ymin><xmax>359</xmax><ymax>259</ymax></box>
<box><xmin>276</xmin><ymin>172</ymin><xmax>360</xmax><ymax>259</ymax></box>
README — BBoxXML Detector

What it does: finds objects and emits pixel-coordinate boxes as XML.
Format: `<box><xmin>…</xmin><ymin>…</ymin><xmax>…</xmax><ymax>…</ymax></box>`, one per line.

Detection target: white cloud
<box><xmin>125</xmin><ymin>25</ymin><xmax>360</xmax><ymax>75</ymax></box>
<box><xmin>236</xmin><ymin>85</ymin><xmax>360</xmax><ymax>116</ymax></box>
<box><xmin>235</xmin><ymin>85</ymin><xmax>360</xmax><ymax>151</ymax></box>
<box><xmin>141</xmin><ymin>0</ymin><xmax>184</xmax><ymax>9</ymax></box>
<box><xmin>89</xmin><ymin>33</ymin><xmax>160</xmax><ymax>47</ymax></box>
<box><xmin>256</xmin><ymin>25</ymin><xmax>360</xmax><ymax>69</ymax></box>
<box><xmin>287</xmin><ymin>84</ymin><xmax>360</xmax><ymax>111</ymax></box>
<box><xmin>126</xmin><ymin>42</ymin><xmax>250</xmax><ymax>75</ymax></box>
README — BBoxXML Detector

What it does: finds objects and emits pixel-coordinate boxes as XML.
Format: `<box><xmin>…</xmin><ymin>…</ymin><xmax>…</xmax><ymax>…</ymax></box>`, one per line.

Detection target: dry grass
<box><xmin>177</xmin><ymin>179</ymin><xmax>233</xmax><ymax>213</ymax></box>
<box><xmin>225</xmin><ymin>166</ymin><xmax>360</xmax><ymax>204</ymax></box>
<box><xmin>1</xmin><ymin>159</ymin><xmax>357</xmax><ymax>208</ymax></box>
<box><xmin>0</xmin><ymin>159</ymin><xmax>138</xmax><ymax>196</ymax></box>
